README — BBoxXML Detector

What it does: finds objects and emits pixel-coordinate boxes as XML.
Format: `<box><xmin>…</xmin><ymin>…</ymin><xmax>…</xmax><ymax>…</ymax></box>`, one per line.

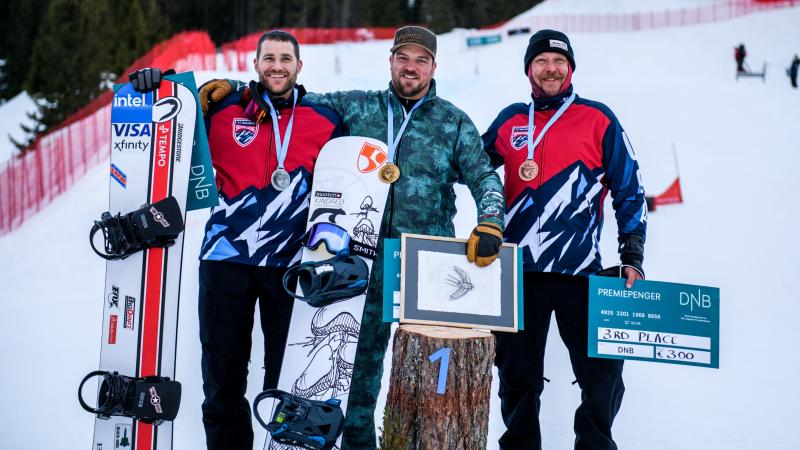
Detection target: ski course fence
<box><xmin>494</xmin><ymin>0</ymin><xmax>798</xmax><ymax>34</ymax></box>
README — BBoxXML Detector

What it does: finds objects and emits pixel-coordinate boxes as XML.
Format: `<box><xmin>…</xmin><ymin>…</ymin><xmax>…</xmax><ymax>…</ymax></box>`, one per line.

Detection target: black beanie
<box><xmin>523</xmin><ymin>29</ymin><xmax>575</xmax><ymax>74</ymax></box>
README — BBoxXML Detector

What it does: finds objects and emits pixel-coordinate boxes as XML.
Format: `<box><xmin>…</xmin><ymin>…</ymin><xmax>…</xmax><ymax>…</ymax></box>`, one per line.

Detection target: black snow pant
<box><xmin>198</xmin><ymin>260</ymin><xmax>294</xmax><ymax>450</ymax></box>
<box><xmin>494</xmin><ymin>271</ymin><xmax>625</xmax><ymax>450</ymax></box>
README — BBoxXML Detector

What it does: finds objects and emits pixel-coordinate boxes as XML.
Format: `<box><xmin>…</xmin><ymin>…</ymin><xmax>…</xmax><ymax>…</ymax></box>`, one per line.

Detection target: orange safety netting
<box><xmin>0</xmin><ymin>31</ymin><xmax>216</xmax><ymax>234</ymax></box>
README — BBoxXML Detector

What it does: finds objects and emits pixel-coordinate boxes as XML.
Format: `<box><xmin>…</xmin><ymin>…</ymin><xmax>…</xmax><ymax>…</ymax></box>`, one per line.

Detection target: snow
<box><xmin>2</xmin><ymin>1</ymin><xmax>800</xmax><ymax>449</ymax></box>
<box><xmin>519</xmin><ymin>0</ymin><xmax>723</xmax><ymax>15</ymax></box>
<box><xmin>0</xmin><ymin>91</ymin><xmax>37</xmax><ymax>164</ymax></box>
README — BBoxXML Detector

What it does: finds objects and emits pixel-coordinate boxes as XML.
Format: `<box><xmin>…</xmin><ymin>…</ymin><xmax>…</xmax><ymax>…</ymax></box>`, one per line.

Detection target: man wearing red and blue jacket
<box><xmin>198</xmin><ymin>31</ymin><xmax>341</xmax><ymax>450</ymax></box>
<box><xmin>483</xmin><ymin>29</ymin><xmax>647</xmax><ymax>450</ymax></box>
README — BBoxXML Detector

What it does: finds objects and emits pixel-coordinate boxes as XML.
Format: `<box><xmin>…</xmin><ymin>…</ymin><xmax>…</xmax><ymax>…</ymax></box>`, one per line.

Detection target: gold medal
<box><xmin>378</xmin><ymin>163</ymin><xmax>401</xmax><ymax>184</ymax></box>
<box><xmin>518</xmin><ymin>160</ymin><xmax>538</xmax><ymax>181</ymax></box>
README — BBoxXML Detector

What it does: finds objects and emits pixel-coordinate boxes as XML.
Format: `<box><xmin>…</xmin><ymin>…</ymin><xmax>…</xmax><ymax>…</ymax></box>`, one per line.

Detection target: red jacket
<box><xmin>200</xmin><ymin>83</ymin><xmax>342</xmax><ymax>267</ymax></box>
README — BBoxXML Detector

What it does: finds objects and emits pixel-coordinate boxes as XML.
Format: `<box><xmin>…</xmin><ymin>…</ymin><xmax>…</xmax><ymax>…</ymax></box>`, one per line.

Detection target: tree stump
<box><xmin>382</xmin><ymin>324</ymin><xmax>495</xmax><ymax>450</ymax></box>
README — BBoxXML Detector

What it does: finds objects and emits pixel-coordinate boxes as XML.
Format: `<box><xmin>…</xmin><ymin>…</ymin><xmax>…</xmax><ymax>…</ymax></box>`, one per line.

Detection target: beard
<box><xmin>391</xmin><ymin>71</ymin><xmax>429</xmax><ymax>99</ymax></box>
<box><xmin>259</xmin><ymin>71</ymin><xmax>297</xmax><ymax>98</ymax></box>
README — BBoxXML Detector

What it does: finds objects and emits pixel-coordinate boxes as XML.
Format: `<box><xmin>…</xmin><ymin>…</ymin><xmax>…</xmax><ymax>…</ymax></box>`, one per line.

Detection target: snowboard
<box><xmin>90</xmin><ymin>78</ymin><xmax>196</xmax><ymax>450</ymax></box>
<box><xmin>261</xmin><ymin>136</ymin><xmax>391</xmax><ymax>450</ymax></box>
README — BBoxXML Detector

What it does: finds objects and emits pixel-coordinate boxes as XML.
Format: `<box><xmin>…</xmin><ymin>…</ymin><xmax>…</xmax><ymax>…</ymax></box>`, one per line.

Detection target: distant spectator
<box><xmin>789</xmin><ymin>54</ymin><xmax>799</xmax><ymax>88</ymax></box>
<box><xmin>735</xmin><ymin>44</ymin><xmax>747</xmax><ymax>73</ymax></box>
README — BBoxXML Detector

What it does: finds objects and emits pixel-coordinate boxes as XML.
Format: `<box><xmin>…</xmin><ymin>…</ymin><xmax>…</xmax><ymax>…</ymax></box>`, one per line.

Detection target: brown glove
<box><xmin>466</xmin><ymin>222</ymin><xmax>503</xmax><ymax>267</ymax></box>
<box><xmin>198</xmin><ymin>79</ymin><xmax>233</xmax><ymax>116</ymax></box>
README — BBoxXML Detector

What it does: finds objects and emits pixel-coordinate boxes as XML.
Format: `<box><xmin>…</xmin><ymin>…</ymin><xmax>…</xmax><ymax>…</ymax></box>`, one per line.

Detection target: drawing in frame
<box><xmin>399</xmin><ymin>233</ymin><xmax>518</xmax><ymax>332</ymax></box>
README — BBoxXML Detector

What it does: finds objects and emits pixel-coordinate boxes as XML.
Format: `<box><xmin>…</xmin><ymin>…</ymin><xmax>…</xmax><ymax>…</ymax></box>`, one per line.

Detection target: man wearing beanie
<box><xmin>482</xmin><ymin>29</ymin><xmax>647</xmax><ymax>450</ymax></box>
<box><xmin>199</xmin><ymin>25</ymin><xmax>505</xmax><ymax>449</ymax></box>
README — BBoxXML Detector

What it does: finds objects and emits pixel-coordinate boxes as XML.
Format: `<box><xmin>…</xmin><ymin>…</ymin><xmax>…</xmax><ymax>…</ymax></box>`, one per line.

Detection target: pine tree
<box><xmin>23</xmin><ymin>0</ymin><xmax>115</xmax><ymax>146</ymax></box>
<box><xmin>419</xmin><ymin>0</ymin><xmax>456</xmax><ymax>34</ymax></box>
<box><xmin>0</xmin><ymin>0</ymin><xmax>50</xmax><ymax>101</ymax></box>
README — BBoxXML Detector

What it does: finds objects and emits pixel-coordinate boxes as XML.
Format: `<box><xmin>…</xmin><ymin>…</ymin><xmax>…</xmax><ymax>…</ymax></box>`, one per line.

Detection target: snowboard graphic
<box><xmin>262</xmin><ymin>136</ymin><xmax>391</xmax><ymax>450</ymax></box>
<box><xmin>91</xmin><ymin>79</ymin><xmax>195</xmax><ymax>450</ymax></box>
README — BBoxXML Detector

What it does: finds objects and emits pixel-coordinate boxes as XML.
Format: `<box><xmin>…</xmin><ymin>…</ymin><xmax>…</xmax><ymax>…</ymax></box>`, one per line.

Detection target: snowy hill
<box><xmin>1</xmin><ymin>1</ymin><xmax>799</xmax><ymax>449</ymax></box>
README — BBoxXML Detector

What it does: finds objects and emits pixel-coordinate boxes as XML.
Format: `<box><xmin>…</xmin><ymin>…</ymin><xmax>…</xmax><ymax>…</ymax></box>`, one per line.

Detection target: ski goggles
<box><xmin>303</xmin><ymin>222</ymin><xmax>351</xmax><ymax>255</ymax></box>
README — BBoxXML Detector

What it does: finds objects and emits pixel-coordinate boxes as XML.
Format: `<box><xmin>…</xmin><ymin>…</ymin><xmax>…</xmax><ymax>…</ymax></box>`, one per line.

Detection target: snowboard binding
<box><xmin>78</xmin><ymin>371</ymin><xmax>181</xmax><ymax>425</ymax></box>
<box><xmin>282</xmin><ymin>255</ymin><xmax>369</xmax><ymax>307</ymax></box>
<box><xmin>253</xmin><ymin>389</ymin><xmax>344</xmax><ymax>450</ymax></box>
<box><xmin>90</xmin><ymin>196</ymin><xmax>185</xmax><ymax>260</ymax></box>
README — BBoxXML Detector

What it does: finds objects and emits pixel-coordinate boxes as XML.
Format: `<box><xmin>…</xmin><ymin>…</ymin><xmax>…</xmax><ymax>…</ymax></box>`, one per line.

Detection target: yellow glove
<box><xmin>198</xmin><ymin>79</ymin><xmax>233</xmax><ymax>116</ymax></box>
<box><xmin>466</xmin><ymin>222</ymin><xmax>503</xmax><ymax>267</ymax></box>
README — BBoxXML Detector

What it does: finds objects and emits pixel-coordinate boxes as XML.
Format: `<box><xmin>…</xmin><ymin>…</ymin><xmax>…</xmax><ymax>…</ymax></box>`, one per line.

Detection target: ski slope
<box><xmin>2</xmin><ymin>1</ymin><xmax>800</xmax><ymax>449</ymax></box>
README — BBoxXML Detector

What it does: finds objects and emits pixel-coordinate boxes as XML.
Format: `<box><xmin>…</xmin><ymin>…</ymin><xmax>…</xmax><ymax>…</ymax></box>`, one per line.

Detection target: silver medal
<box><xmin>271</xmin><ymin>168</ymin><xmax>291</xmax><ymax>191</ymax></box>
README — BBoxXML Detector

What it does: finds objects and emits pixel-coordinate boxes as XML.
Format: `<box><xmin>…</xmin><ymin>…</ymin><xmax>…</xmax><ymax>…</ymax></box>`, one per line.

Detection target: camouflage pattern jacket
<box><xmin>305</xmin><ymin>81</ymin><xmax>505</xmax><ymax>240</ymax></box>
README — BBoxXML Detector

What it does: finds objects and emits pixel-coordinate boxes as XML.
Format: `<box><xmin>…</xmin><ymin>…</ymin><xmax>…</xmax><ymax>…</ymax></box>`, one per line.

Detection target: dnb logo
<box><xmin>232</xmin><ymin>118</ymin><xmax>259</xmax><ymax>147</ymax></box>
<box><xmin>510</xmin><ymin>126</ymin><xmax>529</xmax><ymax>150</ymax></box>
<box><xmin>357</xmin><ymin>141</ymin><xmax>388</xmax><ymax>173</ymax></box>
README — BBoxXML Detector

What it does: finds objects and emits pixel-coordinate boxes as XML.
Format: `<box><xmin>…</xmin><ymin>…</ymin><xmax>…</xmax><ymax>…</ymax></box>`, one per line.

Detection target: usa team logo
<box><xmin>510</xmin><ymin>126</ymin><xmax>529</xmax><ymax>150</ymax></box>
<box><xmin>357</xmin><ymin>141</ymin><xmax>388</xmax><ymax>173</ymax></box>
<box><xmin>232</xmin><ymin>118</ymin><xmax>258</xmax><ymax>147</ymax></box>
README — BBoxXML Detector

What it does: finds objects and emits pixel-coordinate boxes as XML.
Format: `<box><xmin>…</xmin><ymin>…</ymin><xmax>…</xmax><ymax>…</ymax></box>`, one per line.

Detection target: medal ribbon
<box><xmin>263</xmin><ymin>88</ymin><xmax>298</xmax><ymax>170</ymax></box>
<box><xmin>387</xmin><ymin>91</ymin><xmax>426</xmax><ymax>164</ymax></box>
<box><xmin>526</xmin><ymin>92</ymin><xmax>576</xmax><ymax>161</ymax></box>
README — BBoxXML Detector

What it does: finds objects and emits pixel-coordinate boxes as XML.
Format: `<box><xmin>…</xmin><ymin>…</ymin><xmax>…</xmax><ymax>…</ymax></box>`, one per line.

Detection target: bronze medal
<box><xmin>378</xmin><ymin>163</ymin><xmax>401</xmax><ymax>184</ymax></box>
<box><xmin>518</xmin><ymin>160</ymin><xmax>538</xmax><ymax>181</ymax></box>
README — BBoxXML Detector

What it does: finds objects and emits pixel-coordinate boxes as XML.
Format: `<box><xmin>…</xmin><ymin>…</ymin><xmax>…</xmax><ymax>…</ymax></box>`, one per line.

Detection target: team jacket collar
<box><xmin>530</xmin><ymin>84</ymin><xmax>575</xmax><ymax>111</ymax></box>
<box><xmin>242</xmin><ymin>82</ymin><xmax>307</xmax><ymax>123</ymax></box>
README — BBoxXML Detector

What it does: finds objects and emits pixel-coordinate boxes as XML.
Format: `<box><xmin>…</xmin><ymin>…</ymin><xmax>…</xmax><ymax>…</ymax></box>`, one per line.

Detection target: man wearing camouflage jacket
<box><xmin>201</xmin><ymin>26</ymin><xmax>505</xmax><ymax>449</ymax></box>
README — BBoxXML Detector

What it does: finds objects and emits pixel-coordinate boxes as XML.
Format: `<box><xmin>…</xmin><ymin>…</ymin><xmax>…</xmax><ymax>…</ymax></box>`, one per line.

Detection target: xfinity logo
<box><xmin>113</xmin><ymin>140</ymin><xmax>148</xmax><ymax>152</ymax></box>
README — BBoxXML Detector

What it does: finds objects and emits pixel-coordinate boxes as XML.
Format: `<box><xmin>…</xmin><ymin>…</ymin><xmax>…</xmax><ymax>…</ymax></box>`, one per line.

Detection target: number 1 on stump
<box><xmin>428</xmin><ymin>347</ymin><xmax>451</xmax><ymax>394</ymax></box>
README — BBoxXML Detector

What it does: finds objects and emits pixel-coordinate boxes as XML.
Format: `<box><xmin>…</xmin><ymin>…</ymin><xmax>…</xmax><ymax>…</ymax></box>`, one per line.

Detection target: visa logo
<box><xmin>113</xmin><ymin>123</ymin><xmax>151</xmax><ymax>137</ymax></box>
<box><xmin>113</xmin><ymin>93</ymin><xmax>150</xmax><ymax>108</ymax></box>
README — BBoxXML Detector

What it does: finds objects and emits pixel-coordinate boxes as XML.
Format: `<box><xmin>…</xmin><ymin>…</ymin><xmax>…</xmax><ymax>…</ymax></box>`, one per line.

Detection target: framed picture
<box><xmin>400</xmin><ymin>233</ymin><xmax>519</xmax><ymax>332</ymax></box>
